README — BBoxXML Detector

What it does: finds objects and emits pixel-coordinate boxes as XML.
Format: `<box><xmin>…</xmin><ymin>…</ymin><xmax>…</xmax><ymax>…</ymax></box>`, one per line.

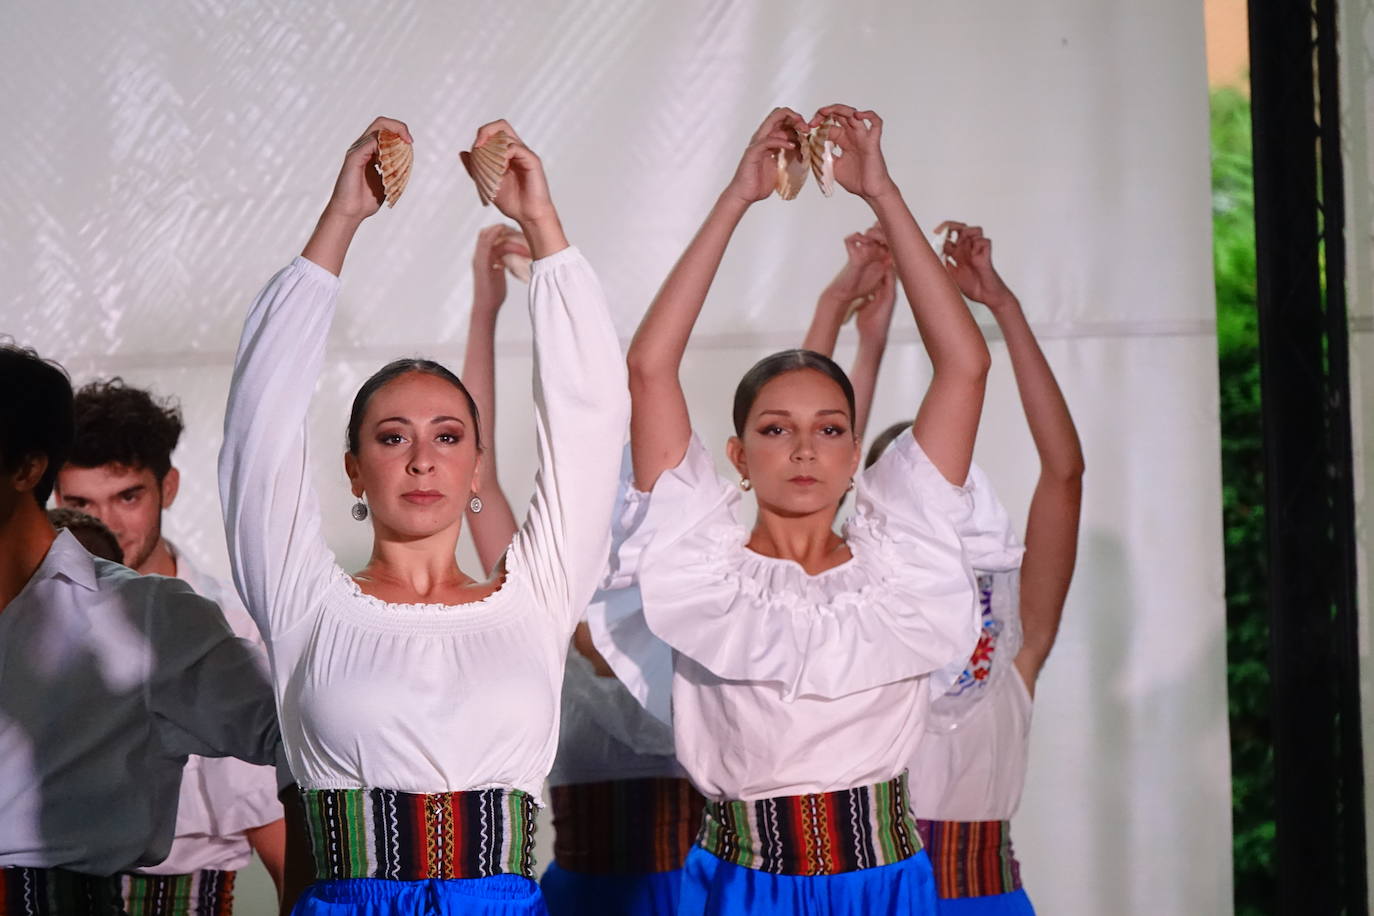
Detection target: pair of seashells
<box><xmin>373</xmin><ymin>129</ymin><xmax>516</xmax><ymax>210</ymax></box>
<box><xmin>776</xmin><ymin>119</ymin><xmax>836</xmax><ymax>201</ymax></box>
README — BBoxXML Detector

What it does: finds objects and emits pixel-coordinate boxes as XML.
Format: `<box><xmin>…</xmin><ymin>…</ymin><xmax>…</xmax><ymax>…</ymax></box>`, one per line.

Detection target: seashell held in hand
<box><xmin>774</xmin><ymin>130</ymin><xmax>809</xmax><ymax>201</ymax></box>
<box><xmin>376</xmin><ymin>129</ymin><xmax>413</xmax><ymax>208</ymax></box>
<box><xmin>466</xmin><ymin>131</ymin><xmax>512</xmax><ymax>207</ymax></box>
<box><xmin>808</xmin><ymin>120</ymin><xmax>836</xmax><ymax>197</ymax></box>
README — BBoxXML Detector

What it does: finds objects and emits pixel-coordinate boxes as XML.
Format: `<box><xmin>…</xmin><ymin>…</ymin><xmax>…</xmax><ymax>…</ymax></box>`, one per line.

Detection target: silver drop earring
<box><xmin>351</xmin><ymin>496</ymin><xmax>369</xmax><ymax>521</ymax></box>
<box><xmin>469</xmin><ymin>495</ymin><xmax>484</xmax><ymax>514</ymax></box>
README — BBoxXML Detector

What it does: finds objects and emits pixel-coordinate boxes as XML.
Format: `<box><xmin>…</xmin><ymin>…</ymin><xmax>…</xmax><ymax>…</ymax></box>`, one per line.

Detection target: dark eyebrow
<box><xmin>117</xmin><ymin>485</ymin><xmax>146</xmax><ymax>499</ymax></box>
<box><xmin>375</xmin><ymin>416</ymin><xmax>466</xmax><ymax>426</ymax></box>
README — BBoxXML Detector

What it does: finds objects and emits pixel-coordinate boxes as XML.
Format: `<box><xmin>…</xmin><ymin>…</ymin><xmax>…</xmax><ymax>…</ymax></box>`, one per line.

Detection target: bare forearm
<box><xmin>246</xmin><ymin>819</ymin><xmax>286</xmax><ymax>893</ymax></box>
<box><xmin>849</xmin><ymin>333</ymin><xmax>888</xmax><ymax>441</ymax></box>
<box><xmin>301</xmin><ymin>210</ymin><xmax>362</xmax><ymax>276</ymax></box>
<box><xmin>518</xmin><ymin>212</ymin><xmax>568</xmax><ymax>261</ymax></box>
<box><xmin>802</xmin><ymin>292</ymin><xmax>848</xmax><ymax>357</ymax></box>
<box><xmin>1014</xmin><ymin>474</ymin><xmax>1082</xmax><ymax>688</ymax></box>
<box><xmin>628</xmin><ymin>193</ymin><xmax>749</xmax><ymax>378</ymax></box>
<box><xmin>628</xmin><ymin>193</ymin><xmax>749</xmax><ymax>489</ymax></box>
<box><xmin>868</xmin><ymin>190</ymin><xmax>988</xmax><ymax>378</ymax></box>
<box><xmin>461</xmin><ymin>306</ymin><xmax>519</xmax><ymax>573</ymax></box>
<box><xmin>992</xmin><ymin>298</ymin><xmax>1084</xmax><ymax>481</ymax></box>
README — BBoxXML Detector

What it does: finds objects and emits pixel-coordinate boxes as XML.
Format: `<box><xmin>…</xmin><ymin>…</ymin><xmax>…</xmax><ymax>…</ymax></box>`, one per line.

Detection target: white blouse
<box><xmin>548</xmin><ymin>648</ymin><xmax>681</xmax><ymax>788</ymax></box>
<box><xmin>909</xmin><ymin>465</ymin><xmax>1033</xmax><ymax>822</ymax></box>
<box><xmin>133</xmin><ymin>547</ymin><xmax>283</xmax><ymax>875</ymax></box>
<box><xmin>219</xmin><ymin>248</ymin><xmax>628</xmax><ymax>800</ymax></box>
<box><xmin>595</xmin><ymin>430</ymin><xmax>981</xmax><ymax>801</ymax></box>
<box><xmin>0</xmin><ymin>531</ymin><xmax>279</xmax><ymax>875</ymax></box>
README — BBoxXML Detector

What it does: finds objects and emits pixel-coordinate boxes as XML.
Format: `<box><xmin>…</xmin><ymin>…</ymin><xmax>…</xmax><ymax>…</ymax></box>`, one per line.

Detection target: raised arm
<box><xmin>220</xmin><ymin>117</ymin><xmax>410</xmax><ymax>637</ymax></box>
<box><xmin>802</xmin><ymin>226</ymin><xmax>896</xmax><ymax>442</ymax></box>
<box><xmin>818</xmin><ymin>106</ymin><xmax>990</xmax><ymax>484</ymax></box>
<box><xmin>462</xmin><ymin>225</ymin><xmax>527</xmax><ymax>573</ymax></box>
<box><xmin>626</xmin><ymin>108</ymin><xmax>807</xmax><ymax>491</ymax></box>
<box><xmin>941</xmin><ymin>222</ymin><xmax>1084</xmax><ymax>689</ymax></box>
<box><xmin>461</xmin><ymin>121</ymin><xmax>628</xmax><ymax>629</ymax></box>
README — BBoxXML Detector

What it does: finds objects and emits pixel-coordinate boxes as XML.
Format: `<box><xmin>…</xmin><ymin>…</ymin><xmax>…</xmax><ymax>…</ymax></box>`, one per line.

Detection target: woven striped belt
<box><xmin>120</xmin><ymin>870</ymin><xmax>235</xmax><ymax>916</ymax></box>
<box><xmin>551</xmin><ymin>777</ymin><xmax>706</xmax><ymax>874</ymax></box>
<box><xmin>915</xmin><ymin>819</ymin><xmax>1023</xmax><ymax>898</ymax></box>
<box><xmin>0</xmin><ymin>867</ymin><xmax>120</xmax><ymax>916</ymax></box>
<box><xmin>696</xmin><ymin>773</ymin><xmax>922</xmax><ymax>876</ymax></box>
<box><xmin>299</xmin><ymin>787</ymin><xmax>538</xmax><ymax>881</ymax></box>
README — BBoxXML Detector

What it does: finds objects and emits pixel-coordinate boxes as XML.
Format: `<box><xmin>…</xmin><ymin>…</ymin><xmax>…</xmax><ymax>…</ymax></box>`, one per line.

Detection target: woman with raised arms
<box><xmin>218</xmin><ymin>116</ymin><xmax>629</xmax><ymax>916</ymax></box>
<box><xmin>610</xmin><ymin>105</ymin><xmax>991</xmax><ymax>915</ymax></box>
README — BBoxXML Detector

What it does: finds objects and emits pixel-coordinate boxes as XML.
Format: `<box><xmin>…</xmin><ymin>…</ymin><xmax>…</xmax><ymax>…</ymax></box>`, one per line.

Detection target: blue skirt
<box><xmin>292</xmin><ymin>875</ymin><xmax>547</xmax><ymax>915</ymax></box>
<box><xmin>677</xmin><ymin>846</ymin><xmax>938</xmax><ymax>915</ymax></box>
<box><xmin>540</xmin><ymin>862</ymin><xmax>684</xmax><ymax>915</ymax></box>
<box><xmin>935</xmin><ymin>889</ymin><xmax>1034</xmax><ymax>915</ymax></box>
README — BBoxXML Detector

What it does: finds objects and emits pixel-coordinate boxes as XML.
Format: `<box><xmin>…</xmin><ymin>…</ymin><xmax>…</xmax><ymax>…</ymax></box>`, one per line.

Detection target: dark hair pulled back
<box><xmin>731</xmin><ymin>349</ymin><xmax>856</xmax><ymax>437</ymax></box>
<box><xmin>346</xmin><ymin>359</ymin><xmax>483</xmax><ymax>455</ymax></box>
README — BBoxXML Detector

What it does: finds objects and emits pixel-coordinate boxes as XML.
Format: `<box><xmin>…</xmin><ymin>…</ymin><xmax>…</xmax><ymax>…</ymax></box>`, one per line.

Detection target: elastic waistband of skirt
<box><xmin>1</xmin><ymin>866</ymin><xmax>120</xmax><ymax>916</ymax></box>
<box><xmin>696</xmin><ymin>772</ymin><xmax>922</xmax><ymax>876</ymax></box>
<box><xmin>299</xmin><ymin>786</ymin><xmax>539</xmax><ymax>881</ymax></box>
<box><xmin>915</xmin><ymin>819</ymin><xmax>1023</xmax><ymax>898</ymax></box>
<box><xmin>120</xmin><ymin>869</ymin><xmax>236</xmax><ymax>916</ymax></box>
<box><xmin>550</xmin><ymin>777</ymin><xmax>706</xmax><ymax>874</ymax></box>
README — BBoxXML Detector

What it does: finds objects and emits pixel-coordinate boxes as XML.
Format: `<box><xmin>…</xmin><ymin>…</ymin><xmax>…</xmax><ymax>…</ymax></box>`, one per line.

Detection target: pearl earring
<box><xmin>739</xmin><ymin>477</ymin><xmax>752</xmax><ymax>492</ymax></box>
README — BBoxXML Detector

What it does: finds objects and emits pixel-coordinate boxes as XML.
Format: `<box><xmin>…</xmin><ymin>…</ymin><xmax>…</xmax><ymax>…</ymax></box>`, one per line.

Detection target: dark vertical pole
<box><xmin>1246</xmin><ymin>0</ymin><xmax>1364</xmax><ymax>912</ymax></box>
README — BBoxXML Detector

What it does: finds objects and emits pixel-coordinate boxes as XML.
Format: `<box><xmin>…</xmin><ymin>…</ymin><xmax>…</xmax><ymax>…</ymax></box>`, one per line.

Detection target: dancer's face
<box><xmin>727</xmin><ymin>369</ymin><xmax>860</xmax><ymax>518</ymax></box>
<box><xmin>55</xmin><ymin>463</ymin><xmax>176</xmax><ymax>572</ymax></box>
<box><xmin>345</xmin><ymin>372</ymin><xmax>480</xmax><ymax>540</ymax></box>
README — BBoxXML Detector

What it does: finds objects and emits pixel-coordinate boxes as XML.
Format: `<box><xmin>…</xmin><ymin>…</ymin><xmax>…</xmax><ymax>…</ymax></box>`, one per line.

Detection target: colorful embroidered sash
<box><xmin>550</xmin><ymin>777</ymin><xmax>706</xmax><ymax>874</ymax></box>
<box><xmin>696</xmin><ymin>773</ymin><xmax>922</xmax><ymax>876</ymax></box>
<box><xmin>916</xmin><ymin>819</ymin><xmax>1022</xmax><ymax>898</ymax></box>
<box><xmin>299</xmin><ymin>787</ymin><xmax>538</xmax><ymax>881</ymax></box>
<box><xmin>0</xmin><ymin>867</ymin><xmax>120</xmax><ymax>916</ymax></box>
<box><xmin>121</xmin><ymin>870</ymin><xmax>235</xmax><ymax>916</ymax></box>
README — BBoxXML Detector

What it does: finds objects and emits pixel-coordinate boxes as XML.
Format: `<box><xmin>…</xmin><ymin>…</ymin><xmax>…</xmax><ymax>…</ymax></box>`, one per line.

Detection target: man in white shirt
<box><xmin>55</xmin><ymin>378</ymin><xmax>285</xmax><ymax>913</ymax></box>
<box><xmin>0</xmin><ymin>345</ymin><xmax>281</xmax><ymax>915</ymax></box>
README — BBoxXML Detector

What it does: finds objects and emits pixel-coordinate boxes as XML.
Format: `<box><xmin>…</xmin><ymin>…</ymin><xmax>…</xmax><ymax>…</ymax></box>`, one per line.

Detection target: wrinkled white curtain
<box><xmin>0</xmin><ymin>2</ymin><xmax>1229</xmax><ymax>912</ymax></box>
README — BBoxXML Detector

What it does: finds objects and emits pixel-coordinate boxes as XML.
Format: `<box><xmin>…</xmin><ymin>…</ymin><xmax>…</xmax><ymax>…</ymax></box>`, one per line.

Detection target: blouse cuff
<box><xmin>291</xmin><ymin>254</ymin><xmax>344</xmax><ymax>290</ymax></box>
<box><xmin>529</xmin><ymin>244</ymin><xmax>583</xmax><ymax>275</ymax></box>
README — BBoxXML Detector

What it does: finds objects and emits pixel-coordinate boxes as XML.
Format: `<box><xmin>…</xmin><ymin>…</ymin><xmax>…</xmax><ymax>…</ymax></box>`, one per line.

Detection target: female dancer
<box><xmin>616</xmin><ymin>105</ymin><xmax>991</xmax><ymax>914</ymax></box>
<box><xmin>218</xmin><ymin>117</ymin><xmax>629</xmax><ymax>915</ymax></box>
<box><xmin>864</xmin><ymin>224</ymin><xmax>1083</xmax><ymax>915</ymax></box>
<box><xmin>461</xmin><ymin>224</ymin><xmax>704</xmax><ymax>916</ymax></box>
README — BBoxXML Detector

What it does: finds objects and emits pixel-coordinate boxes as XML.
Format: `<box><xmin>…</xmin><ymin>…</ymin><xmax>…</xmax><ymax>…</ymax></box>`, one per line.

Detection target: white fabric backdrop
<box><xmin>0</xmin><ymin>2</ymin><xmax>1230</xmax><ymax>913</ymax></box>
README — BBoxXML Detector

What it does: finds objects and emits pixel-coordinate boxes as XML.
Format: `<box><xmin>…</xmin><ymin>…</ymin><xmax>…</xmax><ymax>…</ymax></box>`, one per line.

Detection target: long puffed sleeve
<box><xmin>218</xmin><ymin>257</ymin><xmax>340</xmax><ymax>640</ymax></box>
<box><xmin>504</xmin><ymin>246</ymin><xmax>630</xmax><ymax>635</ymax></box>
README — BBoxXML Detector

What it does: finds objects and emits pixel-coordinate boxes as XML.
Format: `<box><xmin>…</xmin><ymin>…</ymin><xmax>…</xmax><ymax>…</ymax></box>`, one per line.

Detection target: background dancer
<box><xmin>57</xmin><ymin>379</ymin><xmax>285</xmax><ymax>914</ymax></box>
<box><xmin>861</xmin><ymin>223</ymin><xmax>1083</xmax><ymax>915</ymax></box>
<box><xmin>609</xmin><ymin>104</ymin><xmax>988</xmax><ymax>915</ymax></box>
<box><xmin>462</xmin><ymin>224</ymin><xmax>705</xmax><ymax>916</ymax></box>
<box><xmin>0</xmin><ymin>344</ymin><xmax>281</xmax><ymax>916</ymax></box>
<box><xmin>219</xmin><ymin>116</ymin><xmax>628</xmax><ymax>915</ymax></box>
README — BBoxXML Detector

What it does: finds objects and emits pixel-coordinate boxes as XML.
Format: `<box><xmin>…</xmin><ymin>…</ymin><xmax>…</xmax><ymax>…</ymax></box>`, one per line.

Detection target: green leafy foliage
<box><xmin>1211</xmin><ymin>86</ymin><xmax>1273</xmax><ymax>915</ymax></box>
